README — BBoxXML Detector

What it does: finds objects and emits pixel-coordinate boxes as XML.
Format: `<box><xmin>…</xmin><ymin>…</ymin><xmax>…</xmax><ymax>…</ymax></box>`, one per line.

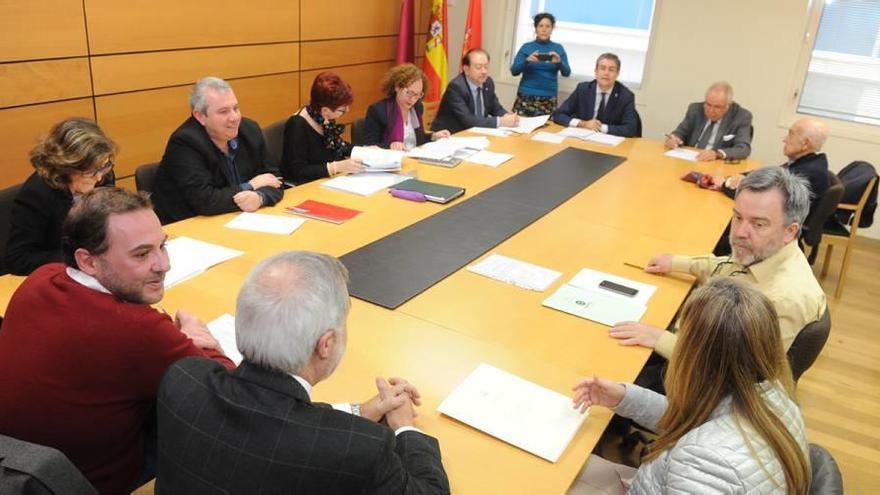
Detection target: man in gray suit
<box><xmin>156</xmin><ymin>251</ymin><xmax>450</xmax><ymax>494</ymax></box>
<box><xmin>665</xmin><ymin>82</ymin><xmax>753</xmax><ymax>161</ymax></box>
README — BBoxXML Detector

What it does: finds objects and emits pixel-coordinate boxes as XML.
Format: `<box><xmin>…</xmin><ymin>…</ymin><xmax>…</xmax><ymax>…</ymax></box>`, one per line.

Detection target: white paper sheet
<box><xmin>466</xmin><ymin>150</ymin><xmax>514</xmax><ymax>168</ymax></box>
<box><xmin>321</xmin><ymin>173</ymin><xmax>410</xmax><ymax>196</ymax></box>
<box><xmin>583</xmin><ymin>133</ymin><xmax>625</xmax><ymax>147</ymax></box>
<box><xmin>467</xmin><ymin>254</ymin><xmax>561</xmax><ymax>291</ymax></box>
<box><xmin>467</xmin><ymin>127</ymin><xmax>512</xmax><ymax>137</ymax></box>
<box><xmin>207</xmin><ymin>313</ymin><xmax>242</xmax><ymax>365</ymax></box>
<box><xmin>224</xmin><ymin>212</ymin><xmax>306</xmax><ymax>235</ymax></box>
<box><xmin>542</xmin><ymin>284</ymin><xmax>647</xmax><ymax>327</ymax></box>
<box><xmin>664</xmin><ymin>148</ymin><xmax>700</xmax><ymax>161</ymax></box>
<box><xmin>438</xmin><ymin>363</ymin><xmax>589</xmax><ymax>463</ymax></box>
<box><xmin>165</xmin><ymin>236</ymin><xmax>244</xmax><ymax>288</ymax></box>
<box><xmin>556</xmin><ymin>127</ymin><xmax>596</xmax><ymax>139</ymax></box>
<box><xmin>568</xmin><ymin>268</ymin><xmax>657</xmax><ymax>307</ymax></box>
<box><xmin>407</xmin><ymin>136</ymin><xmax>490</xmax><ymax>160</ymax></box>
<box><xmin>351</xmin><ymin>146</ymin><xmax>405</xmax><ymax>170</ymax></box>
<box><xmin>499</xmin><ymin>114</ymin><xmax>550</xmax><ymax>134</ymax></box>
<box><xmin>532</xmin><ymin>131</ymin><xmax>566</xmax><ymax>144</ymax></box>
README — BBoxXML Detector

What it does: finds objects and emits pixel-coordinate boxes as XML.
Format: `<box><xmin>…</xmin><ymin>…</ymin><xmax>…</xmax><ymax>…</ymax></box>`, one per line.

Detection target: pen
<box><xmin>623</xmin><ymin>262</ymin><xmax>645</xmax><ymax>270</ymax></box>
<box><xmin>389</xmin><ymin>189</ymin><xmax>427</xmax><ymax>202</ymax></box>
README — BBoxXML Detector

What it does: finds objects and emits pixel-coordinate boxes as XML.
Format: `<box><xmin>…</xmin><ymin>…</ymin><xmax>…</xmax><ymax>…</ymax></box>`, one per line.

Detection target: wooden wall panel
<box><xmin>85</xmin><ymin>0</ymin><xmax>300</xmax><ymax>54</ymax></box>
<box><xmin>301</xmin><ymin>37</ymin><xmax>395</xmax><ymax>71</ymax></box>
<box><xmin>95</xmin><ymin>86</ymin><xmax>192</xmax><ymax>178</ymax></box>
<box><xmin>0</xmin><ymin>0</ymin><xmax>88</xmax><ymax>62</ymax></box>
<box><xmin>91</xmin><ymin>43</ymin><xmax>300</xmax><ymax>95</ymax></box>
<box><xmin>300</xmin><ymin>0</ymin><xmax>399</xmax><ymax>40</ymax></box>
<box><xmin>232</xmin><ymin>74</ymin><xmax>301</xmax><ymax>128</ymax></box>
<box><xmin>0</xmin><ymin>99</ymin><xmax>95</xmax><ymax>188</ymax></box>
<box><xmin>300</xmin><ymin>62</ymin><xmax>394</xmax><ymax>124</ymax></box>
<box><xmin>0</xmin><ymin>59</ymin><xmax>92</xmax><ymax>108</ymax></box>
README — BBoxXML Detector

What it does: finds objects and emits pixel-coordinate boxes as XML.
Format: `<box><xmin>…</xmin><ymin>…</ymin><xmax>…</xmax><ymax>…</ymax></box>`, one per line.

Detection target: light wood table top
<box><xmin>0</xmin><ymin>130</ymin><xmax>758</xmax><ymax>493</ymax></box>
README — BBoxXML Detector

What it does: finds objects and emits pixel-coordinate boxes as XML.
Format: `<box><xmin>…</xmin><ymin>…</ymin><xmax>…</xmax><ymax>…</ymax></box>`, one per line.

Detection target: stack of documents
<box><xmin>322</xmin><ymin>173</ymin><xmax>410</xmax><ymax>196</ymax></box>
<box><xmin>556</xmin><ymin>128</ymin><xmax>625</xmax><ymax>147</ymax></box>
<box><xmin>224</xmin><ymin>212</ymin><xmax>306</xmax><ymax>235</ymax></box>
<box><xmin>438</xmin><ymin>363</ymin><xmax>589</xmax><ymax>462</ymax></box>
<box><xmin>407</xmin><ymin>136</ymin><xmax>489</xmax><ymax>161</ymax></box>
<box><xmin>499</xmin><ymin>114</ymin><xmax>550</xmax><ymax>134</ymax></box>
<box><xmin>664</xmin><ymin>148</ymin><xmax>700</xmax><ymax>161</ymax></box>
<box><xmin>165</xmin><ymin>236</ymin><xmax>244</xmax><ymax>288</ymax></box>
<box><xmin>207</xmin><ymin>313</ymin><xmax>242</xmax><ymax>365</ymax></box>
<box><xmin>466</xmin><ymin>150</ymin><xmax>514</xmax><ymax>168</ymax></box>
<box><xmin>542</xmin><ymin>268</ymin><xmax>656</xmax><ymax>326</ymax></box>
<box><xmin>351</xmin><ymin>146</ymin><xmax>405</xmax><ymax>171</ymax></box>
<box><xmin>532</xmin><ymin>131</ymin><xmax>566</xmax><ymax>144</ymax></box>
<box><xmin>467</xmin><ymin>254</ymin><xmax>561</xmax><ymax>291</ymax></box>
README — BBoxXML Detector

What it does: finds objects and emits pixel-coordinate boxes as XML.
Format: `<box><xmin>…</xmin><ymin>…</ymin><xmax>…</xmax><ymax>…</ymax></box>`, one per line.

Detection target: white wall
<box><xmin>448</xmin><ymin>0</ymin><xmax>880</xmax><ymax>238</ymax></box>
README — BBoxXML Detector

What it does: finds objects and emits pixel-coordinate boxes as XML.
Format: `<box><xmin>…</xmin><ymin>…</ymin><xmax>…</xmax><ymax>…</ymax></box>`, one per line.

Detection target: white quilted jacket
<box><xmin>616</xmin><ymin>381</ymin><xmax>808</xmax><ymax>494</ymax></box>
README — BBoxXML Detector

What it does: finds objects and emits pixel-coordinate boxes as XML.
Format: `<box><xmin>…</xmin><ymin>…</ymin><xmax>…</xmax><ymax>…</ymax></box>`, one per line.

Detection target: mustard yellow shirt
<box><xmin>654</xmin><ymin>240</ymin><xmax>827</xmax><ymax>358</ymax></box>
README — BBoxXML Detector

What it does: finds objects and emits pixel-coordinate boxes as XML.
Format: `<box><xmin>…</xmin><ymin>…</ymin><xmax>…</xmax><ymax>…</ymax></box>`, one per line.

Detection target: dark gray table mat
<box><xmin>340</xmin><ymin>147</ymin><xmax>626</xmax><ymax>309</ymax></box>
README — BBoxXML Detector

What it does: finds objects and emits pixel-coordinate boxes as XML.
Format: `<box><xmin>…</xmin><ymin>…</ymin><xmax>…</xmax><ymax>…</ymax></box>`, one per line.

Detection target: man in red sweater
<box><xmin>0</xmin><ymin>187</ymin><xmax>234</xmax><ymax>494</ymax></box>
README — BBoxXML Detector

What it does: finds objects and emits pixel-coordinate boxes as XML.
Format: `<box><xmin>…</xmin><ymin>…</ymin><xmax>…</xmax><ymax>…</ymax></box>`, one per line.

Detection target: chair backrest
<box><xmin>261</xmin><ymin>118</ymin><xmax>287</xmax><ymax>169</ymax></box>
<box><xmin>350</xmin><ymin>118</ymin><xmax>367</xmax><ymax>146</ymax></box>
<box><xmin>634</xmin><ymin>109</ymin><xmax>643</xmax><ymax>138</ymax></box>
<box><xmin>802</xmin><ymin>172</ymin><xmax>844</xmax><ymax>248</ymax></box>
<box><xmin>0</xmin><ymin>183</ymin><xmax>24</xmax><ymax>276</ymax></box>
<box><xmin>835</xmin><ymin>160</ymin><xmax>877</xmax><ymax>228</ymax></box>
<box><xmin>787</xmin><ymin>307</ymin><xmax>831</xmax><ymax>382</ymax></box>
<box><xmin>134</xmin><ymin>162</ymin><xmax>160</xmax><ymax>194</ymax></box>
<box><xmin>809</xmin><ymin>443</ymin><xmax>843</xmax><ymax>494</ymax></box>
<box><xmin>0</xmin><ymin>434</ymin><xmax>97</xmax><ymax>494</ymax></box>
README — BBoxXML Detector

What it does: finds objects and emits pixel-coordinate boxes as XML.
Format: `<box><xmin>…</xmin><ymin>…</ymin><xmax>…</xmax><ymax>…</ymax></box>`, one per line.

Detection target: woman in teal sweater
<box><xmin>510</xmin><ymin>12</ymin><xmax>571</xmax><ymax>116</ymax></box>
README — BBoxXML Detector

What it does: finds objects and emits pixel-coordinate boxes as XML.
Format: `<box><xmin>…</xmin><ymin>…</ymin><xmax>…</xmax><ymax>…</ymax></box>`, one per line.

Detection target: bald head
<box><xmin>783</xmin><ymin>117</ymin><xmax>829</xmax><ymax>160</ymax></box>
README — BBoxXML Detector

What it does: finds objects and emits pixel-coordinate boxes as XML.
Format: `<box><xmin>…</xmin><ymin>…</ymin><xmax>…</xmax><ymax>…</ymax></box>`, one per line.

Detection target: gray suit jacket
<box><xmin>670</xmin><ymin>101</ymin><xmax>753</xmax><ymax>160</ymax></box>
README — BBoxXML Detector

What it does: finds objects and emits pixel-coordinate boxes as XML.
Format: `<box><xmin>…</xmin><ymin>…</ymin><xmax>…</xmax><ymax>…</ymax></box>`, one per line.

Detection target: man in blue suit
<box><xmin>552</xmin><ymin>53</ymin><xmax>640</xmax><ymax>137</ymax></box>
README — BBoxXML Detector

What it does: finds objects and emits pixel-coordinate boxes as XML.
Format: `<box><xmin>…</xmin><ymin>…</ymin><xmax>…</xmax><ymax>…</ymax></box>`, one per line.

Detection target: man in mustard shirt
<box><xmin>610</xmin><ymin>166</ymin><xmax>826</xmax><ymax>359</ymax></box>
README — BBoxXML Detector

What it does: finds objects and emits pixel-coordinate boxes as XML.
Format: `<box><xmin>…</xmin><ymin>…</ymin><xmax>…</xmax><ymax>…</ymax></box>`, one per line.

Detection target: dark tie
<box><xmin>696</xmin><ymin>121</ymin><xmax>715</xmax><ymax>149</ymax></box>
<box><xmin>474</xmin><ymin>87</ymin><xmax>484</xmax><ymax>117</ymax></box>
<box><xmin>596</xmin><ymin>92</ymin><xmax>607</xmax><ymax>121</ymax></box>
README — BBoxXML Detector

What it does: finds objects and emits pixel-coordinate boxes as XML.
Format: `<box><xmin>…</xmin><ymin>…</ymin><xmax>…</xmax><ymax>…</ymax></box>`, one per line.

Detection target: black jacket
<box><xmin>431</xmin><ymin>73</ymin><xmax>507</xmax><ymax>134</ymax></box>
<box><xmin>363</xmin><ymin>99</ymin><xmax>432</xmax><ymax>148</ymax></box>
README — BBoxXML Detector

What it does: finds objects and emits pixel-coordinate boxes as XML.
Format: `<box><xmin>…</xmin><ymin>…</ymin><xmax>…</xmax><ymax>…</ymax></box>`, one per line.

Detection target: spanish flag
<box><xmin>422</xmin><ymin>0</ymin><xmax>447</xmax><ymax>126</ymax></box>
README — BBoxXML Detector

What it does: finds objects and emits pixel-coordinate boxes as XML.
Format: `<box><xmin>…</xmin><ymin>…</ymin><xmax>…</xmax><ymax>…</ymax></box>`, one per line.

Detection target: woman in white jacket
<box><xmin>570</xmin><ymin>278</ymin><xmax>811</xmax><ymax>494</ymax></box>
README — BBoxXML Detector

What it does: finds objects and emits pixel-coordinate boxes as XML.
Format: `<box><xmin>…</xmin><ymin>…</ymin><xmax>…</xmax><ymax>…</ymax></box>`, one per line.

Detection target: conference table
<box><xmin>0</xmin><ymin>126</ymin><xmax>754</xmax><ymax>494</ymax></box>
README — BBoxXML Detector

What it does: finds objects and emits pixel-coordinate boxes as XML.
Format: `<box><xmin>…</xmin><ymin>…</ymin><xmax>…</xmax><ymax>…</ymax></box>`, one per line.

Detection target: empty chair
<box><xmin>261</xmin><ymin>118</ymin><xmax>286</xmax><ymax>169</ymax></box>
<box><xmin>0</xmin><ymin>183</ymin><xmax>23</xmax><ymax>276</ymax></box>
<box><xmin>802</xmin><ymin>172</ymin><xmax>844</xmax><ymax>265</ymax></box>
<box><xmin>134</xmin><ymin>162</ymin><xmax>160</xmax><ymax>194</ymax></box>
<box><xmin>787</xmin><ymin>307</ymin><xmax>831</xmax><ymax>382</ymax></box>
<box><xmin>0</xmin><ymin>434</ymin><xmax>97</xmax><ymax>495</ymax></box>
<box><xmin>350</xmin><ymin>118</ymin><xmax>367</xmax><ymax>146</ymax></box>
<box><xmin>820</xmin><ymin>175</ymin><xmax>878</xmax><ymax>298</ymax></box>
<box><xmin>809</xmin><ymin>443</ymin><xmax>843</xmax><ymax>494</ymax></box>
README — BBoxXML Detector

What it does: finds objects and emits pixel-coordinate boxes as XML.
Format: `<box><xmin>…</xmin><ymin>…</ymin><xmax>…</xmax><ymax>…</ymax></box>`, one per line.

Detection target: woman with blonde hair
<box><xmin>569</xmin><ymin>277</ymin><xmax>810</xmax><ymax>494</ymax></box>
<box><xmin>4</xmin><ymin>117</ymin><xmax>116</xmax><ymax>275</ymax></box>
<box><xmin>362</xmin><ymin>63</ymin><xmax>450</xmax><ymax>151</ymax></box>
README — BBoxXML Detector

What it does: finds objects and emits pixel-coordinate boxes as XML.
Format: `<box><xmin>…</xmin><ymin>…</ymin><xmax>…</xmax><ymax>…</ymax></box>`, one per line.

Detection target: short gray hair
<box><xmin>707</xmin><ymin>81</ymin><xmax>734</xmax><ymax>104</ymax></box>
<box><xmin>190</xmin><ymin>76</ymin><xmax>232</xmax><ymax>114</ymax></box>
<box><xmin>736</xmin><ymin>166</ymin><xmax>811</xmax><ymax>227</ymax></box>
<box><xmin>235</xmin><ymin>251</ymin><xmax>351</xmax><ymax>375</ymax></box>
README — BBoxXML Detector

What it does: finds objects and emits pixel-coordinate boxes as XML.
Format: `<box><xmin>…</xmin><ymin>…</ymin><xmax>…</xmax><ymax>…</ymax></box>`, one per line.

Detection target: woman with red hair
<box><xmin>281</xmin><ymin>72</ymin><xmax>364</xmax><ymax>184</ymax></box>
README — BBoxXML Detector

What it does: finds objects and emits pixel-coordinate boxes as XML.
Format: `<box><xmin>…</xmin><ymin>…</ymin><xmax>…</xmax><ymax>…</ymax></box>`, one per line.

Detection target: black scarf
<box><xmin>305</xmin><ymin>106</ymin><xmax>352</xmax><ymax>159</ymax></box>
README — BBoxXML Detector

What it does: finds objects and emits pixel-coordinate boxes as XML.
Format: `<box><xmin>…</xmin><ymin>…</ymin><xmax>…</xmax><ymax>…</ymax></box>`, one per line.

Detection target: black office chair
<box><xmin>787</xmin><ymin>308</ymin><xmax>831</xmax><ymax>382</ymax></box>
<box><xmin>0</xmin><ymin>182</ymin><xmax>24</xmax><ymax>276</ymax></box>
<box><xmin>634</xmin><ymin>109</ymin><xmax>643</xmax><ymax>138</ymax></box>
<box><xmin>261</xmin><ymin>118</ymin><xmax>287</xmax><ymax>169</ymax></box>
<box><xmin>809</xmin><ymin>443</ymin><xmax>843</xmax><ymax>494</ymax></box>
<box><xmin>0</xmin><ymin>434</ymin><xmax>97</xmax><ymax>494</ymax></box>
<box><xmin>802</xmin><ymin>172</ymin><xmax>844</xmax><ymax>265</ymax></box>
<box><xmin>350</xmin><ymin>118</ymin><xmax>367</xmax><ymax>146</ymax></box>
<box><xmin>134</xmin><ymin>162</ymin><xmax>160</xmax><ymax>194</ymax></box>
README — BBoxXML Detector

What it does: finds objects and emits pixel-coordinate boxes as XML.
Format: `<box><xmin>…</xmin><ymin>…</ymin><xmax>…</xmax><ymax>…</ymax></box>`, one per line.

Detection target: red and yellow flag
<box><xmin>422</xmin><ymin>0</ymin><xmax>448</xmax><ymax>125</ymax></box>
<box><xmin>461</xmin><ymin>0</ymin><xmax>482</xmax><ymax>61</ymax></box>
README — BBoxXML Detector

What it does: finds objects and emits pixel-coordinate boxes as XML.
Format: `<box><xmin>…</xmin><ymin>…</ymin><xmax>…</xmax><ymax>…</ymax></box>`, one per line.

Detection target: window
<box><xmin>797</xmin><ymin>0</ymin><xmax>880</xmax><ymax>127</ymax></box>
<box><xmin>511</xmin><ymin>0</ymin><xmax>657</xmax><ymax>88</ymax></box>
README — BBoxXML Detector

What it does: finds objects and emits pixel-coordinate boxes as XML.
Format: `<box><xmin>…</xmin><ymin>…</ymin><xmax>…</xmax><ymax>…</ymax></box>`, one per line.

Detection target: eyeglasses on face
<box><xmin>87</xmin><ymin>160</ymin><xmax>114</xmax><ymax>178</ymax></box>
<box><xmin>401</xmin><ymin>88</ymin><xmax>424</xmax><ymax>99</ymax></box>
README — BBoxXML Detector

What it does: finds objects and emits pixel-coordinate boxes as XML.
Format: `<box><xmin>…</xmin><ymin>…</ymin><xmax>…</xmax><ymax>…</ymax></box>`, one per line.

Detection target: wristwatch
<box><xmin>351</xmin><ymin>403</ymin><xmax>361</xmax><ymax>417</ymax></box>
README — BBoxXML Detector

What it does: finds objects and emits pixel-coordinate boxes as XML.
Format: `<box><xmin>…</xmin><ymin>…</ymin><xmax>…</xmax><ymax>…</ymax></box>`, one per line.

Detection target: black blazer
<box><xmin>280</xmin><ymin>113</ymin><xmax>340</xmax><ymax>185</ymax></box>
<box><xmin>5</xmin><ymin>172</ymin><xmax>114</xmax><ymax>276</ymax></box>
<box><xmin>151</xmin><ymin>116</ymin><xmax>282</xmax><ymax>225</ymax></box>
<box><xmin>363</xmin><ymin>99</ymin><xmax>433</xmax><ymax>148</ymax></box>
<box><xmin>552</xmin><ymin>80</ymin><xmax>640</xmax><ymax>137</ymax></box>
<box><xmin>157</xmin><ymin>358</ymin><xmax>450</xmax><ymax>494</ymax></box>
<box><xmin>722</xmin><ymin>153</ymin><xmax>830</xmax><ymax>212</ymax></box>
<box><xmin>431</xmin><ymin>73</ymin><xmax>507</xmax><ymax>134</ymax></box>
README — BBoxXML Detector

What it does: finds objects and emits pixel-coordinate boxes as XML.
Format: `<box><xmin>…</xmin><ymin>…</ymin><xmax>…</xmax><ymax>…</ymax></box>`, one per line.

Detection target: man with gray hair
<box><xmin>609</xmin><ymin>166</ymin><xmax>826</xmax><ymax>358</ymax></box>
<box><xmin>152</xmin><ymin>76</ymin><xmax>283</xmax><ymax>224</ymax></box>
<box><xmin>664</xmin><ymin>81</ymin><xmax>753</xmax><ymax>161</ymax></box>
<box><xmin>156</xmin><ymin>251</ymin><xmax>450</xmax><ymax>493</ymax></box>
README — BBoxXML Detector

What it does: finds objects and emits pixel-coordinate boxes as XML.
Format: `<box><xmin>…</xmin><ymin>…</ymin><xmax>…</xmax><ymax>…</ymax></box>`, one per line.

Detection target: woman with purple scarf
<box><xmin>280</xmin><ymin>72</ymin><xmax>364</xmax><ymax>185</ymax></box>
<box><xmin>362</xmin><ymin>64</ymin><xmax>450</xmax><ymax>151</ymax></box>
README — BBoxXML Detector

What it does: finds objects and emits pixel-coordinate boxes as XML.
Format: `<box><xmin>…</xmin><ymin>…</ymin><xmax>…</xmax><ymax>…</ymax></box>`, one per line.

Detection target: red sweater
<box><xmin>0</xmin><ymin>263</ymin><xmax>234</xmax><ymax>494</ymax></box>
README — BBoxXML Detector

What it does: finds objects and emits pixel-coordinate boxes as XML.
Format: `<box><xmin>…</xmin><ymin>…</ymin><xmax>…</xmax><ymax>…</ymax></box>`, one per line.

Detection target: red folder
<box><xmin>286</xmin><ymin>200</ymin><xmax>361</xmax><ymax>224</ymax></box>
